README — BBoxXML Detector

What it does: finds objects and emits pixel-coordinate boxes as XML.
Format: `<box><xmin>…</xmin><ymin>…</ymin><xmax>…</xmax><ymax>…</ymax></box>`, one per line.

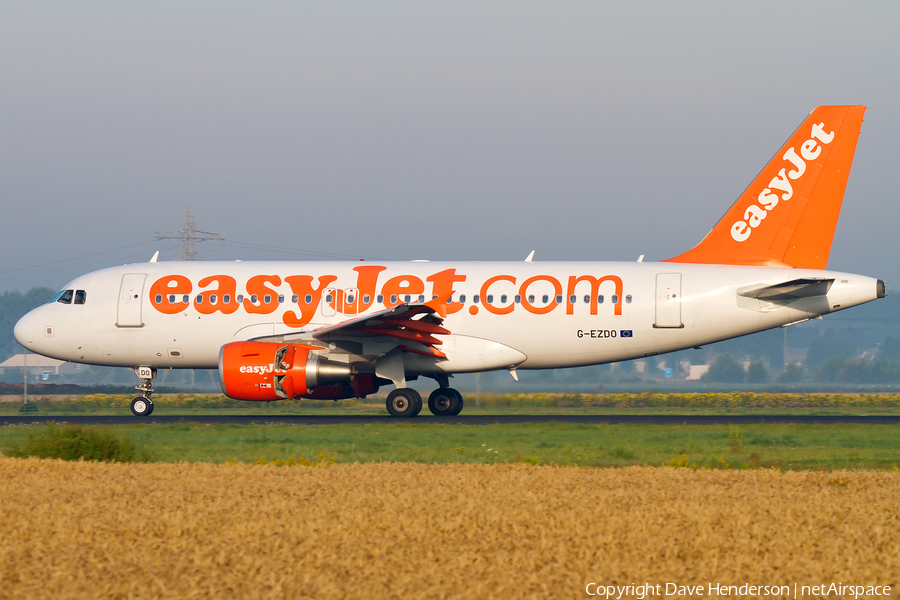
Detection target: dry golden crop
<box><xmin>1</xmin><ymin>458</ymin><xmax>899</xmax><ymax>599</ymax></box>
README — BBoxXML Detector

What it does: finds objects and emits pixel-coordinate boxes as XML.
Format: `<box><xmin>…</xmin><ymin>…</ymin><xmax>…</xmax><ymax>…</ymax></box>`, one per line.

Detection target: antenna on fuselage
<box><xmin>154</xmin><ymin>207</ymin><xmax>224</xmax><ymax>261</ymax></box>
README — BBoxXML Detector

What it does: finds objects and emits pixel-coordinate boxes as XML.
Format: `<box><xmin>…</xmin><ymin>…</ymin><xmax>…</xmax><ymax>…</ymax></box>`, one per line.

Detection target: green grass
<box><xmin>3</xmin><ymin>423</ymin><xmax>151</xmax><ymax>462</ymax></box>
<box><xmin>2</xmin><ymin>422</ymin><xmax>898</xmax><ymax>470</ymax></box>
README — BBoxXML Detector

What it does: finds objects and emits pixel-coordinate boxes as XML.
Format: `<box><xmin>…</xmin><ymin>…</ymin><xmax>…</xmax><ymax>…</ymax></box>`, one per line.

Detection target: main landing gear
<box><xmin>385</xmin><ymin>387</ymin><xmax>464</xmax><ymax>418</ymax></box>
<box><xmin>131</xmin><ymin>367</ymin><xmax>156</xmax><ymax>417</ymax></box>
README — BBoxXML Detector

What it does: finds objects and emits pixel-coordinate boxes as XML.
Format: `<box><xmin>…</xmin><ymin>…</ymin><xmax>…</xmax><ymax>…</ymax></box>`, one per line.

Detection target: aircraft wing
<box><xmin>737</xmin><ymin>278</ymin><xmax>834</xmax><ymax>301</ymax></box>
<box><xmin>308</xmin><ymin>296</ymin><xmax>451</xmax><ymax>359</ymax></box>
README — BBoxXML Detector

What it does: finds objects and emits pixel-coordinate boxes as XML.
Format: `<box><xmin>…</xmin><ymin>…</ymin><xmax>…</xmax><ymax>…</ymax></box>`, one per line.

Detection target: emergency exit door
<box><xmin>654</xmin><ymin>273</ymin><xmax>683</xmax><ymax>328</ymax></box>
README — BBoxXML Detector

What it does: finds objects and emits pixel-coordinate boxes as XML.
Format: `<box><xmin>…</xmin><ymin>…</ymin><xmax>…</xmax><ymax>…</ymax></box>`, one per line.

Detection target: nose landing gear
<box><xmin>131</xmin><ymin>366</ymin><xmax>156</xmax><ymax>417</ymax></box>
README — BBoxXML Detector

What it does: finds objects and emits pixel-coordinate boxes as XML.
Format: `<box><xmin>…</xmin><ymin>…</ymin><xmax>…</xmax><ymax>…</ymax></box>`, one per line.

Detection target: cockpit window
<box><xmin>74</xmin><ymin>290</ymin><xmax>87</xmax><ymax>305</ymax></box>
<box><xmin>56</xmin><ymin>289</ymin><xmax>74</xmax><ymax>304</ymax></box>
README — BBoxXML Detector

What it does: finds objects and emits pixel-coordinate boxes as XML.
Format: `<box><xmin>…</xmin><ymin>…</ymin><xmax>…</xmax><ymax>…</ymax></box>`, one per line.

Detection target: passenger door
<box><xmin>117</xmin><ymin>273</ymin><xmax>146</xmax><ymax>327</ymax></box>
<box><xmin>654</xmin><ymin>273</ymin><xmax>683</xmax><ymax>328</ymax></box>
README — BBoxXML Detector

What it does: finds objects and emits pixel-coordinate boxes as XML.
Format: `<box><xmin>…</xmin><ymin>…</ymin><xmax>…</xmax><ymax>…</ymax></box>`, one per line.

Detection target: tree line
<box><xmin>0</xmin><ymin>287</ymin><xmax>54</xmax><ymax>361</ymax></box>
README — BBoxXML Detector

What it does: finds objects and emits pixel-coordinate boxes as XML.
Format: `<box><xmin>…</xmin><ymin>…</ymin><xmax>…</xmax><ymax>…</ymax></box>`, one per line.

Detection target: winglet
<box><xmin>524</xmin><ymin>250</ymin><xmax>535</xmax><ymax>262</ymax></box>
<box><xmin>149</xmin><ymin>251</ymin><xmax>159</xmax><ymax>263</ymax></box>
<box><xmin>663</xmin><ymin>105</ymin><xmax>866</xmax><ymax>269</ymax></box>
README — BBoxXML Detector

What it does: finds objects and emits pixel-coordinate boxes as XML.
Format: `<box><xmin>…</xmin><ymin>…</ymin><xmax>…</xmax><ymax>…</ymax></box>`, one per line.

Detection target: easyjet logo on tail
<box><xmin>731</xmin><ymin>122</ymin><xmax>834</xmax><ymax>243</ymax></box>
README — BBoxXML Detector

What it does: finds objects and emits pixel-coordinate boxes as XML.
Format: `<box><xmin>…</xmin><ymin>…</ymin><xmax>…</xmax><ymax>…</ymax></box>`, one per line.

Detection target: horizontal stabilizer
<box><xmin>738</xmin><ymin>278</ymin><xmax>834</xmax><ymax>301</ymax></box>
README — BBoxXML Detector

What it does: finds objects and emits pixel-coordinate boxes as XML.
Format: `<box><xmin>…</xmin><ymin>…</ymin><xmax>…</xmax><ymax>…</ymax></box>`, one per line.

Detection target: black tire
<box><xmin>386</xmin><ymin>388</ymin><xmax>421</xmax><ymax>418</ymax></box>
<box><xmin>130</xmin><ymin>396</ymin><xmax>153</xmax><ymax>417</ymax></box>
<box><xmin>146</xmin><ymin>401</ymin><xmax>154</xmax><ymax>416</ymax></box>
<box><xmin>411</xmin><ymin>392</ymin><xmax>423</xmax><ymax>417</ymax></box>
<box><xmin>447</xmin><ymin>388</ymin><xmax>464</xmax><ymax>416</ymax></box>
<box><xmin>428</xmin><ymin>388</ymin><xmax>459</xmax><ymax>416</ymax></box>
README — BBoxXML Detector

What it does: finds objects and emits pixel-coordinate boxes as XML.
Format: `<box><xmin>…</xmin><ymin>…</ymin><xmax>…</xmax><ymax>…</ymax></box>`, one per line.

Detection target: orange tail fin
<box><xmin>663</xmin><ymin>105</ymin><xmax>865</xmax><ymax>268</ymax></box>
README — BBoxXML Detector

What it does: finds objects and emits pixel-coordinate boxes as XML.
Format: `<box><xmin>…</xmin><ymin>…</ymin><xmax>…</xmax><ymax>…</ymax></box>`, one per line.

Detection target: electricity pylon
<box><xmin>154</xmin><ymin>207</ymin><xmax>224</xmax><ymax>261</ymax></box>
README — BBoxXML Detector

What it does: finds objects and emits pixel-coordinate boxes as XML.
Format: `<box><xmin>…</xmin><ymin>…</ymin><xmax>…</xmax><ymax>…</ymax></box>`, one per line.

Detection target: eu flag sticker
<box><xmin>620</xmin><ymin>330</ymin><xmax>633</xmax><ymax>338</ymax></box>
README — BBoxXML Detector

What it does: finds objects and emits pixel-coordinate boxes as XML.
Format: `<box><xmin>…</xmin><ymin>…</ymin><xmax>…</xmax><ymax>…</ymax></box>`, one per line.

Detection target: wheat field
<box><xmin>1</xmin><ymin>458</ymin><xmax>898</xmax><ymax>599</ymax></box>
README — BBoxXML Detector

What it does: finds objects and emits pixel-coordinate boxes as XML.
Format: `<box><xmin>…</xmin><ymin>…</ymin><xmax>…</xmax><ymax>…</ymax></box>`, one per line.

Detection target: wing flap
<box><xmin>310</xmin><ymin>294</ymin><xmax>452</xmax><ymax>360</ymax></box>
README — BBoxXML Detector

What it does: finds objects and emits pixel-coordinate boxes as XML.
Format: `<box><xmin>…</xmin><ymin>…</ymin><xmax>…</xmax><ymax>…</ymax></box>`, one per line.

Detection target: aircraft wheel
<box><xmin>428</xmin><ymin>388</ymin><xmax>460</xmax><ymax>416</ymax></box>
<box><xmin>411</xmin><ymin>392</ymin><xmax>423</xmax><ymax>417</ymax></box>
<box><xmin>386</xmin><ymin>388</ymin><xmax>422</xmax><ymax>418</ymax></box>
<box><xmin>447</xmin><ymin>388</ymin><xmax>464</xmax><ymax>416</ymax></box>
<box><xmin>131</xmin><ymin>396</ymin><xmax>153</xmax><ymax>417</ymax></box>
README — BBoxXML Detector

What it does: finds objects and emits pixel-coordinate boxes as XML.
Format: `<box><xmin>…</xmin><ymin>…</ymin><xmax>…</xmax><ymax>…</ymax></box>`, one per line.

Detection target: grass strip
<box><xmin>3</xmin><ymin>422</ymin><xmax>899</xmax><ymax>470</ymax></box>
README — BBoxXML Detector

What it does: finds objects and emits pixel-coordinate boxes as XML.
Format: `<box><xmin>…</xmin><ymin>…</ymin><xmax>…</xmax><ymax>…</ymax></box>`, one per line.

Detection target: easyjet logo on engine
<box><xmin>731</xmin><ymin>121</ymin><xmax>834</xmax><ymax>242</ymax></box>
<box><xmin>239</xmin><ymin>365</ymin><xmax>273</xmax><ymax>375</ymax></box>
<box><xmin>148</xmin><ymin>266</ymin><xmax>625</xmax><ymax>328</ymax></box>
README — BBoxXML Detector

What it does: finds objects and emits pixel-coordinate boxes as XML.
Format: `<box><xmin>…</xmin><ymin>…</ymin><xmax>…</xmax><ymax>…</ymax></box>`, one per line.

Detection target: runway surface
<box><xmin>3</xmin><ymin>414</ymin><xmax>900</xmax><ymax>426</ymax></box>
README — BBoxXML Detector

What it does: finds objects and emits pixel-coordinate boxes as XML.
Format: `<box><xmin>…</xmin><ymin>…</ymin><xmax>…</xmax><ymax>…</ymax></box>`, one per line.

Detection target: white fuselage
<box><xmin>14</xmin><ymin>260</ymin><xmax>882</xmax><ymax>377</ymax></box>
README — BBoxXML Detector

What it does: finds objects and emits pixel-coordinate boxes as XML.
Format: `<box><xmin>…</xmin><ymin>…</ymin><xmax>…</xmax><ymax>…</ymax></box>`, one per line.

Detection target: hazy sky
<box><xmin>2</xmin><ymin>1</ymin><xmax>899</xmax><ymax>293</ymax></box>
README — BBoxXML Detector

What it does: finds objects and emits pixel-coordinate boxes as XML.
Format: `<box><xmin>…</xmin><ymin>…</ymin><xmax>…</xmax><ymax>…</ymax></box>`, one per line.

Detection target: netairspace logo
<box><xmin>584</xmin><ymin>582</ymin><xmax>892</xmax><ymax>599</ymax></box>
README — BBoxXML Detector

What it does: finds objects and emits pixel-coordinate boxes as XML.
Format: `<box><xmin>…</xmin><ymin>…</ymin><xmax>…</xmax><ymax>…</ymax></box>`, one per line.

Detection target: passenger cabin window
<box><xmin>363</xmin><ymin>294</ymin><xmax>370</xmax><ymax>304</ymax></box>
<box><xmin>74</xmin><ymin>290</ymin><xmax>86</xmax><ymax>304</ymax></box>
<box><xmin>583</xmin><ymin>295</ymin><xmax>590</xmax><ymax>304</ymax></box>
<box><xmin>251</xmin><ymin>294</ymin><xmax>258</xmax><ymax>304</ymax></box>
<box><xmin>500</xmin><ymin>294</ymin><xmax>507</xmax><ymax>303</ymax></box>
<box><xmin>555</xmin><ymin>295</ymin><xmax>563</xmax><ymax>304</ymax></box>
<box><xmin>569</xmin><ymin>295</ymin><xmax>576</xmax><ymax>304</ymax></box>
<box><xmin>183</xmin><ymin>295</ymin><xmax>190</xmax><ymax>303</ymax></box>
<box><xmin>514</xmin><ymin>295</ymin><xmax>521</xmax><ymax>303</ymax></box>
<box><xmin>223</xmin><ymin>294</ymin><xmax>231</xmax><ymax>304</ymax></box>
<box><xmin>612</xmin><ymin>295</ymin><xmax>619</xmax><ymax>304</ymax></box>
<box><xmin>56</xmin><ymin>290</ymin><xmax>74</xmax><ymax>304</ymax></box>
<box><xmin>473</xmin><ymin>295</ymin><xmax>480</xmax><ymax>304</ymax></box>
<box><xmin>278</xmin><ymin>294</ymin><xmax>285</xmax><ymax>303</ymax></box>
<box><xmin>459</xmin><ymin>294</ymin><xmax>466</xmax><ymax>303</ymax></box>
<box><xmin>210</xmin><ymin>294</ymin><xmax>218</xmax><ymax>305</ymax></box>
<box><xmin>487</xmin><ymin>294</ymin><xmax>494</xmax><ymax>303</ymax></box>
<box><xmin>292</xmin><ymin>295</ymin><xmax>299</xmax><ymax>303</ymax></box>
<box><xmin>325</xmin><ymin>294</ymin><xmax>333</xmax><ymax>303</ymax></box>
<box><xmin>541</xmin><ymin>295</ymin><xmax>548</xmax><ymax>304</ymax></box>
<box><xmin>626</xmin><ymin>295</ymin><xmax>633</xmax><ymax>303</ymax></box>
<box><xmin>236</xmin><ymin>295</ymin><xmax>244</xmax><ymax>303</ymax></box>
<box><xmin>305</xmin><ymin>294</ymin><xmax>312</xmax><ymax>304</ymax></box>
<box><xmin>598</xmin><ymin>295</ymin><xmax>605</xmax><ymax>304</ymax></box>
<box><xmin>377</xmin><ymin>295</ymin><xmax>384</xmax><ymax>303</ymax></box>
<box><xmin>264</xmin><ymin>294</ymin><xmax>272</xmax><ymax>304</ymax></box>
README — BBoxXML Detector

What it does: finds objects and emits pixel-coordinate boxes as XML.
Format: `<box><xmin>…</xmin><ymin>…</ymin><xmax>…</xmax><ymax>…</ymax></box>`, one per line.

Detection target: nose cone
<box><xmin>14</xmin><ymin>310</ymin><xmax>35</xmax><ymax>349</ymax></box>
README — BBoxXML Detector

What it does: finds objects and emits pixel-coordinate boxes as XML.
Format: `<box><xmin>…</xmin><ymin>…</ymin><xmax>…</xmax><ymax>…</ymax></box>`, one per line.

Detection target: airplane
<box><xmin>14</xmin><ymin>105</ymin><xmax>885</xmax><ymax>417</ymax></box>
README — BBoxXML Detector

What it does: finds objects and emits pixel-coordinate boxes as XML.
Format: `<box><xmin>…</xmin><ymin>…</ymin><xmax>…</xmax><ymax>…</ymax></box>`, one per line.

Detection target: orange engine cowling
<box><xmin>218</xmin><ymin>341</ymin><xmax>354</xmax><ymax>401</ymax></box>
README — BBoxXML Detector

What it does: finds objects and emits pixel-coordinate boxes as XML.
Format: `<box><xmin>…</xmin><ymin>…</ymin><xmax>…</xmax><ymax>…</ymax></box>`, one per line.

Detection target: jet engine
<box><xmin>218</xmin><ymin>341</ymin><xmax>371</xmax><ymax>401</ymax></box>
